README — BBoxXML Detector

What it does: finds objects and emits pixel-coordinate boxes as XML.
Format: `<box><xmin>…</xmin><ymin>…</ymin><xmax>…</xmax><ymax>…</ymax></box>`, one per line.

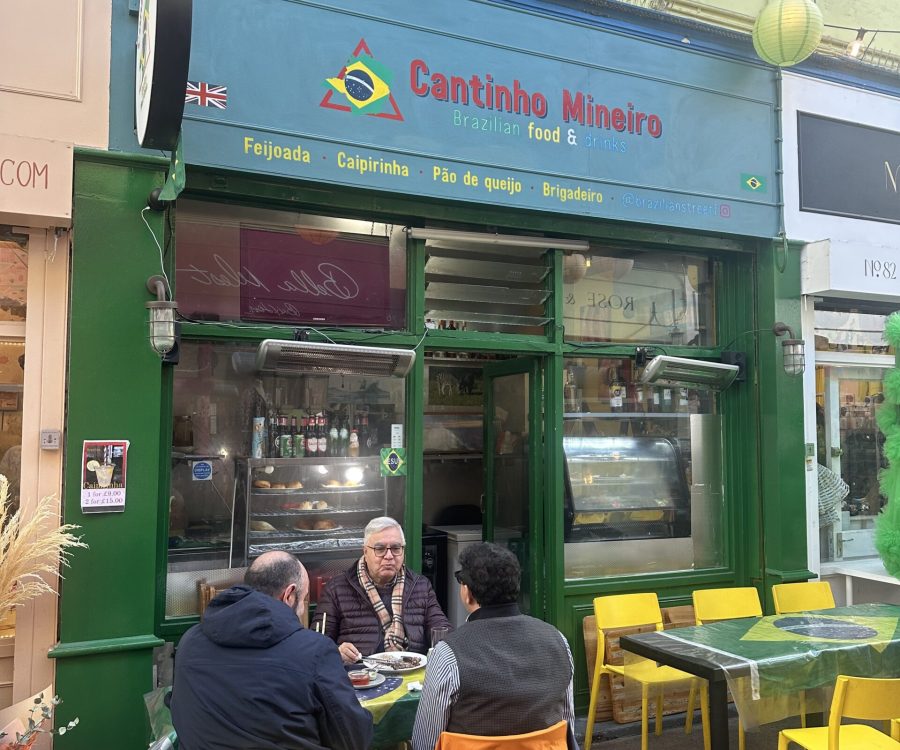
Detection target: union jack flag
<box><xmin>185</xmin><ymin>81</ymin><xmax>228</xmax><ymax>109</ymax></box>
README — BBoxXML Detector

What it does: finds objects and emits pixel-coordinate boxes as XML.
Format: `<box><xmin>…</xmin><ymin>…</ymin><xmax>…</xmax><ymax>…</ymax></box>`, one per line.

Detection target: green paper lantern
<box><xmin>752</xmin><ymin>0</ymin><xmax>824</xmax><ymax>67</ymax></box>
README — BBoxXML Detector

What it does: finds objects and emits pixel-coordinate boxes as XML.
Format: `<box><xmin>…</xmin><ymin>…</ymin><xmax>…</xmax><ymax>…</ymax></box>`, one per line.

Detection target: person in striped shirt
<box><xmin>411</xmin><ymin>543</ymin><xmax>576</xmax><ymax>750</ymax></box>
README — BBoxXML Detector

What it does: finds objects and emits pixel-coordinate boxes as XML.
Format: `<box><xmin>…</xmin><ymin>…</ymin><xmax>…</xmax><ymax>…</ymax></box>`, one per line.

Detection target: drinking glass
<box><xmin>95</xmin><ymin>464</ymin><xmax>115</xmax><ymax>488</ymax></box>
<box><xmin>430</xmin><ymin>627</ymin><xmax>449</xmax><ymax>648</ymax></box>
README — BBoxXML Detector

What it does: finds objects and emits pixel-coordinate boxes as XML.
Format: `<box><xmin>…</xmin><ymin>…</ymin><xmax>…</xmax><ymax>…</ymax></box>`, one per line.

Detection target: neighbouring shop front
<box><xmin>782</xmin><ymin>73</ymin><xmax>900</xmax><ymax>605</ymax></box>
<box><xmin>56</xmin><ymin>2</ymin><xmax>808</xmax><ymax>747</ymax></box>
<box><xmin>0</xmin><ymin>132</ymin><xmax>71</xmax><ymax>710</ymax></box>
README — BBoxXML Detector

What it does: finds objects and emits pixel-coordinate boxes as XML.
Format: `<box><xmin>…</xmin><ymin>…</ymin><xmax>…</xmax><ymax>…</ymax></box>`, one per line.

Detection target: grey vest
<box><xmin>444</xmin><ymin>613</ymin><xmax>571</xmax><ymax>737</ymax></box>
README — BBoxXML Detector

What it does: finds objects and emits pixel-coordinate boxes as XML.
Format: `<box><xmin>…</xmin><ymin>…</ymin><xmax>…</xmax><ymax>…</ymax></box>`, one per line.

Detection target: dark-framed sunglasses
<box><xmin>454</xmin><ymin>569</ymin><xmax>467</xmax><ymax>585</ymax></box>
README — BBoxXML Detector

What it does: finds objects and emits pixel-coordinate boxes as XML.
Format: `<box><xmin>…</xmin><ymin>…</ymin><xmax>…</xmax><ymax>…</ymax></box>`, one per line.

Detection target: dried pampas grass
<box><xmin>0</xmin><ymin>475</ymin><xmax>86</xmax><ymax>612</ymax></box>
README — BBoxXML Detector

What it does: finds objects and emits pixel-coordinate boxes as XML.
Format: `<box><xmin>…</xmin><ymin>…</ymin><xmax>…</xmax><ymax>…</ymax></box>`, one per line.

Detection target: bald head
<box><xmin>245</xmin><ymin>551</ymin><xmax>309</xmax><ymax>620</ymax></box>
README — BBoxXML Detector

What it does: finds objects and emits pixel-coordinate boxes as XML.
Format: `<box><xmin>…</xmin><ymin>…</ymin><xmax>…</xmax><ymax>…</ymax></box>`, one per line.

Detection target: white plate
<box><xmin>292</xmin><ymin>525</ymin><xmax>343</xmax><ymax>533</ymax></box>
<box><xmin>363</xmin><ymin>651</ymin><xmax>427</xmax><ymax>673</ymax></box>
<box><xmin>350</xmin><ymin>671</ymin><xmax>386</xmax><ymax>690</ymax></box>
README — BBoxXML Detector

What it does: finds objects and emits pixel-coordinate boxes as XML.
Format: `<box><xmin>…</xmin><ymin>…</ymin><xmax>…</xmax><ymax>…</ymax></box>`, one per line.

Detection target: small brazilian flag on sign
<box><xmin>380</xmin><ymin>447</ymin><xmax>407</xmax><ymax>477</ymax></box>
<box><xmin>741</xmin><ymin>173</ymin><xmax>767</xmax><ymax>193</ymax></box>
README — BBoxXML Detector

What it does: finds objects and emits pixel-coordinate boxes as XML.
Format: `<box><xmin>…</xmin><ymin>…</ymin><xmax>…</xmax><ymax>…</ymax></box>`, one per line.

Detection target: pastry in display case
<box><xmin>564</xmin><ymin>435</ymin><xmax>690</xmax><ymax>542</ymax></box>
<box><xmin>232</xmin><ymin>455</ymin><xmax>387</xmax><ymax>566</ymax></box>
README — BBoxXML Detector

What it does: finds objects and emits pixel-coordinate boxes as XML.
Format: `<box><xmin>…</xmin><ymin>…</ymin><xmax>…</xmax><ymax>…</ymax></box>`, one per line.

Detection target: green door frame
<box><xmin>483</xmin><ymin>356</ymin><xmax>545</xmax><ymax>619</ymax></box>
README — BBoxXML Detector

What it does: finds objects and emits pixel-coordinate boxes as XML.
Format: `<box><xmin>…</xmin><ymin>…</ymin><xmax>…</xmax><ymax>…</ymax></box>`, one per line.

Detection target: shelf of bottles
<box><xmin>251</xmin><ymin>409</ymin><xmax>378</xmax><ymax>461</ymax></box>
<box><xmin>563</xmin><ymin>360</ymin><xmax>713</xmax><ymax>417</ymax></box>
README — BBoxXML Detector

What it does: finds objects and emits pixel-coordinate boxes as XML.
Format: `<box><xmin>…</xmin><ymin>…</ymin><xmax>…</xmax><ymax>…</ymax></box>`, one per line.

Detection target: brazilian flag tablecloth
<box><xmin>357</xmin><ymin>667</ymin><xmax>424</xmax><ymax>748</ymax></box>
<box><xmin>623</xmin><ymin>603</ymin><xmax>900</xmax><ymax>729</ymax></box>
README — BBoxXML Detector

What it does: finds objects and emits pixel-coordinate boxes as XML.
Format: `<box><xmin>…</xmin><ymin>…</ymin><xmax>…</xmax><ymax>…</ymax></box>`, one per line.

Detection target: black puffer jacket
<box><xmin>312</xmin><ymin>565</ymin><xmax>451</xmax><ymax>656</ymax></box>
<box><xmin>171</xmin><ymin>585</ymin><xmax>372</xmax><ymax>750</ymax></box>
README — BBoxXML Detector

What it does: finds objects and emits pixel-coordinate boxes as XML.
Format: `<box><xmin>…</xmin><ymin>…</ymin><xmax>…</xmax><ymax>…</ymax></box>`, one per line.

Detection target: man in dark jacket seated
<box><xmin>171</xmin><ymin>551</ymin><xmax>373</xmax><ymax>750</ymax></box>
<box><xmin>411</xmin><ymin>542</ymin><xmax>576</xmax><ymax>750</ymax></box>
<box><xmin>312</xmin><ymin>516</ymin><xmax>451</xmax><ymax>664</ymax></box>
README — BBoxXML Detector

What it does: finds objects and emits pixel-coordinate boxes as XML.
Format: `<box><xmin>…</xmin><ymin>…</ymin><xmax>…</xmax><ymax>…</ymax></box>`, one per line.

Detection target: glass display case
<box><xmin>562</xmin><ymin>356</ymin><xmax>724</xmax><ymax>578</ymax></box>
<box><xmin>232</xmin><ymin>455</ymin><xmax>387</xmax><ymax>566</ymax></box>
<box><xmin>165</xmin><ymin>339</ymin><xmax>409</xmax><ymax>618</ymax></box>
<box><xmin>564</xmin><ymin>436</ymin><xmax>691</xmax><ymax>542</ymax></box>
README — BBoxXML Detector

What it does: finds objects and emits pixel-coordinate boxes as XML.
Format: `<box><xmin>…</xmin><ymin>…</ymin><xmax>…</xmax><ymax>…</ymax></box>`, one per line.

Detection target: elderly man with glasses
<box><xmin>312</xmin><ymin>516</ymin><xmax>451</xmax><ymax>664</ymax></box>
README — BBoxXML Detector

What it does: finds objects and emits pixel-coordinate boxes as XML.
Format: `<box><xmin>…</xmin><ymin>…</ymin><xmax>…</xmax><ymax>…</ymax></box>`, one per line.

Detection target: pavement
<box><xmin>575</xmin><ymin>707</ymin><xmax>793</xmax><ymax>749</ymax></box>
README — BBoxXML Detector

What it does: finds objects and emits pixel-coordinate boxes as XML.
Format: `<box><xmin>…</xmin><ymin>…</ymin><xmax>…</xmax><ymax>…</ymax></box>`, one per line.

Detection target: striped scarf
<box><xmin>357</xmin><ymin>556</ymin><xmax>407</xmax><ymax>651</ymax></box>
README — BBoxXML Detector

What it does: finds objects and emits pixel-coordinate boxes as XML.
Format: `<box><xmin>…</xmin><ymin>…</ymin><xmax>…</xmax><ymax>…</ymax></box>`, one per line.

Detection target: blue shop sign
<box><xmin>179</xmin><ymin>0</ymin><xmax>778</xmax><ymax>237</ymax></box>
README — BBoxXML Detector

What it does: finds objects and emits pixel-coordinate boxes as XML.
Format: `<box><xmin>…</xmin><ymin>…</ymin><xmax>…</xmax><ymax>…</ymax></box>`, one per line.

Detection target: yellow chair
<box><xmin>434</xmin><ymin>719</ymin><xmax>568</xmax><ymax>750</ymax></box>
<box><xmin>692</xmin><ymin>587</ymin><xmax>762</xmax><ymax>624</ymax></box>
<box><xmin>772</xmin><ymin>582</ymin><xmax>836</xmax><ymax>614</ymax></box>
<box><xmin>690</xmin><ymin>587</ymin><xmax>762</xmax><ymax>750</ymax></box>
<box><xmin>771</xmin><ymin>582</ymin><xmax>837</xmax><ymax>727</ymax></box>
<box><xmin>585</xmin><ymin>593</ymin><xmax>709</xmax><ymax>750</ymax></box>
<box><xmin>778</xmin><ymin>675</ymin><xmax>900</xmax><ymax>749</ymax></box>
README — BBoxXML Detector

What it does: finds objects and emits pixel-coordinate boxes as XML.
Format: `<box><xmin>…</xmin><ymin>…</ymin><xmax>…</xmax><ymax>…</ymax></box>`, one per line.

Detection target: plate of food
<box><xmin>292</xmin><ymin>519</ymin><xmax>342</xmax><ymax>533</ymax></box>
<box><xmin>281</xmin><ymin>499</ymin><xmax>329</xmax><ymax>511</ymax></box>
<box><xmin>363</xmin><ymin>651</ymin><xmax>427</xmax><ymax>674</ymax></box>
<box><xmin>253</xmin><ymin>480</ymin><xmax>304</xmax><ymax>492</ymax></box>
<box><xmin>348</xmin><ymin>669</ymin><xmax>385</xmax><ymax>690</ymax></box>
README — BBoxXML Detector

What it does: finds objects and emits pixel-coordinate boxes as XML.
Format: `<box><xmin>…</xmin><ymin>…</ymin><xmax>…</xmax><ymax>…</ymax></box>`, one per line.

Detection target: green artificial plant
<box><xmin>875</xmin><ymin>312</ymin><xmax>900</xmax><ymax>577</ymax></box>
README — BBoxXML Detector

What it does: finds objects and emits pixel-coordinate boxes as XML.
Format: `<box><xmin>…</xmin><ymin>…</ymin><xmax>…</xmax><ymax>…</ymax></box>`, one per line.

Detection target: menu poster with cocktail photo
<box><xmin>80</xmin><ymin>440</ymin><xmax>129</xmax><ymax>513</ymax></box>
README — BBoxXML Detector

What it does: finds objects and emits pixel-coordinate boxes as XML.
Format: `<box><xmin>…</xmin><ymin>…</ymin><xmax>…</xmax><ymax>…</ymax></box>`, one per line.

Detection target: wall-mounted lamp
<box><xmin>146</xmin><ymin>275</ymin><xmax>178</xmax><ymax>357</ymax></box>
<box><xmin>773</xmin><ymin>322</ymin><xmax>805</xmax><ymax>376</ymax></box>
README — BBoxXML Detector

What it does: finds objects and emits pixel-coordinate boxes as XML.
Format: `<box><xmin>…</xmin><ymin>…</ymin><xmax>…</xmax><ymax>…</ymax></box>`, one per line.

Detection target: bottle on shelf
<box><xmin>661</xmin><ymin>387</ymin><xmax>673</xmax><ymax>413</ymax></box>
<box><xmin>268</xmin><ymin>409</ymin><xmax>278</xmax><ymax>458</ymax></box>
<box><xmin>328</xmin><ymin>417</ymin><xmax>339</xmax><ymax>458</ymax></box>
<box><xmin>306</xmin><ymin>414</ymin><xmax>318</xmax><ymax>457</ymax></box>
<box><xmin>338</xmin><ymin>420</ymin><xmax>349</xmax><ymax>458</ymax></box>
<box><xmin>564</xmin><ymin>366</ymin><xmax>578</xmax><ymax>412</ymax></box>
<box><xmin>633</xmin><ymin>380</ymin><xmax>646</xmax><ymax>413</ymax></box>
<box><xmin>608</xmin><ymin>366</ymin><xmax>624</xmax><ymax>414</ymax></box>
<box><xmin>349</xmin><ymin>428</ymin><xmax>360</xmax><ymax>457</ymax></box>
<box><xmin>317</xmin><ymin>414</ymin><xmax>328</xmax><ymax>457</ymax></box>
<box><xmin>647</xmin><ymin>387</ymin><xmax>658</xmax><ymax>413</ymax></box>
<box><xmin>277</xmin><ymin>415</ymin><xmax>292</xmax><ymax>458</ymax></box>
<box><xmin>290</xmin><ymin>415</ymin><xmax>301</xmax><ymax>458</ymax></box>
<box><xmin>251</xmin><ymin>400</ymin><xmax>266</xmax><ymax>459</ymax></box>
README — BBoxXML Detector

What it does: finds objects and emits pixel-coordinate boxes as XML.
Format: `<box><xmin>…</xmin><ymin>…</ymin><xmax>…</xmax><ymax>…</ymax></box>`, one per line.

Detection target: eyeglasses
<box><xmin>454</xmin><ymin>569</ymin><xmax>467</xmax><ymax>585</ymax></box>
<box><xmin>367</xmin><ymin>544</ymin><xmax>405</xmax><ymax>558</ymax></box>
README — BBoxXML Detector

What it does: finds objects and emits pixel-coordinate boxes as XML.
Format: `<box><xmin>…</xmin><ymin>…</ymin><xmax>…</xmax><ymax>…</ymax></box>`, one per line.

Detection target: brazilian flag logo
<box><xmin>326</xmin><ymin>56</ymin><xmax>392</xmax><ymax>113</ymax></box>
<box><xmin>320</xmin><ymin>40</ymin><xmax>403</xmax><ymax>121</ymax></box>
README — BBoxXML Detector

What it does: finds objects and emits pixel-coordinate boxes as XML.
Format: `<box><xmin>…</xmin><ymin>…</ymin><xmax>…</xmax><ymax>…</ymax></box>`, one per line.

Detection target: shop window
<box><xmin>816</xmin><ymin>364</ymin><xmax>886</xmax><ymax>565</ymax></box>
<box><xmin>175</xmin><ymin>201</ymin><xmax>407</xmax><ymax>329</ymax></box>
<box><xmin>0</xmin><ymin>236</ymin><xmax>27</xmax><ymax>656</ymax></box>
<box><xmin>166</xmin><ymin>339</ymin><xmax>407</xmax><ymax>619</ymax></box>
<box><xmin>814</xmin><ymin>309</ymin><xmax>893</xmax><ymax>354</ymax></box>
<box><xmin>564</xmin><ymin>251</ymin><xmax>715</xmax><ymax>346</ymax></box>
<box><xmin>563</xmin><ymin>357</ymin><xmax>723</xmax><ymax>578</ymax></box>
<box><xmin>423</xmin><ymin>239</ymin><xmax>550</xmax><ymax>335</ymax></box>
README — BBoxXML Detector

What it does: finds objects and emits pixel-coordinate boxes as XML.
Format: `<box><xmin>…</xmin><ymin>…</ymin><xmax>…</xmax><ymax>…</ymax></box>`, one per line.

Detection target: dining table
<box><xmin>619</xmin><ymin>603</ymin><xmax>900</xmax><ymax>750</ymax></box>
<box><xmin>352</xmin><ymin>664</ymin><xmax>425</xmax><ymax>748</ymax></box>
<box><xmin>145</xmin><ymin>664</ymin><xmax>426</xmax><ymax>750</ymax></box>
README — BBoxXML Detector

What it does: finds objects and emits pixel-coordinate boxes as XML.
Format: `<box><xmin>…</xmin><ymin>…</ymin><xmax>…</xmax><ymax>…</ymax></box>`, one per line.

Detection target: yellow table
<box><xmin>357</xmin><ymin>668</ymin><xmax>425</xmax><ymax>748</ymax></box>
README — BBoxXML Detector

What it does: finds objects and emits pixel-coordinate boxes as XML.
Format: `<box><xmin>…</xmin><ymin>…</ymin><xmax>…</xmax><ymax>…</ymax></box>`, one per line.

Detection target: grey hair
<box><xmin>364</xmin><ymin>516</ymin><xmax>405</xmax><ymax>545</ymax></box>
